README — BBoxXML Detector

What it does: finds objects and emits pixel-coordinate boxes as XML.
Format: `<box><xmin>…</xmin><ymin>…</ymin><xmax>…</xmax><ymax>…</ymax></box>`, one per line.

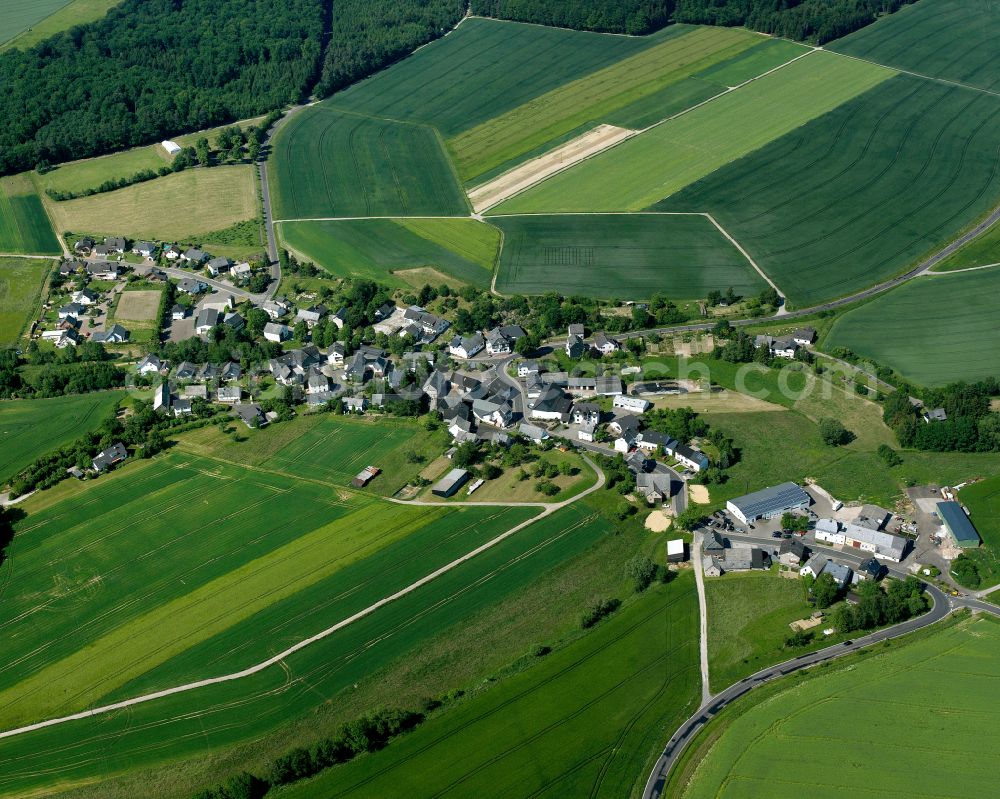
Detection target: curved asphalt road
<box><xmin>643</xmin><ymin>580</ymin><xmax>958</xmax><ymax>798</ymax></box>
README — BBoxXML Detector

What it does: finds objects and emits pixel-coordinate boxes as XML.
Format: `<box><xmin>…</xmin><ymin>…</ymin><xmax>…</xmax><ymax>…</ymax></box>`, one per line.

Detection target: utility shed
<box><xmin>667</xmin><ymin>539</ymin><xmax>686</xmax><ymax>563</ymax></box>
<box><xmin>937</xmin><ymin>501</ymin><xmax>981</xmax><ymax>548</ymax></box>
<box><xmin>432</xmin><ymin>468</ymin><xmax>469</xmax><ymax>498</ymax></box>
<box><xmin>727</xmin><ymin>482</ymin><xmax>811</xmax><ymax>524</ymax></box>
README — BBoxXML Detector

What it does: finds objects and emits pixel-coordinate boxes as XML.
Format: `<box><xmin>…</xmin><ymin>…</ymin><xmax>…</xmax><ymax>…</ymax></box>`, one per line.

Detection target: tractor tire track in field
<box><xmin>0</xmin><ymin>458</ymin><xmax>604</xmax><ymax>742</ymax></box>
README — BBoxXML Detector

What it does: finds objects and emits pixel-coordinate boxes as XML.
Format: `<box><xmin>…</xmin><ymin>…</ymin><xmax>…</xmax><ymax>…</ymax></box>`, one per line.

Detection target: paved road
<box><xmin>160</xmin><ymin>267</ymin><xmax>267</xmax><ymax>303</ymax></box>
<box><xmin>643</xmin><ymin>579</ymin><xmax>958</xmax><ymax>799</ymax></box>
<box><xmin>257</xmin><ymin>103</ymin><xmax>313</xmax><ymax>294</ymax></box>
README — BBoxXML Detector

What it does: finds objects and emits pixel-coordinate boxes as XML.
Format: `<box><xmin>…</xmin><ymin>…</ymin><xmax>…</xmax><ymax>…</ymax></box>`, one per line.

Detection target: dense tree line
<box><xmin>673</xmin><ymin>0</ymin><xmax>912</xmax><ymax>44</ymax></box>
<box><xmin>0</xmin><ymin>345</ymin><xmax>124</xmax><ymax>399</ymax></box>
<box><xmin>192</xmin><ymin>707</ymin><xmax>424</xmax><ymax>799</ymax></box>
<box><xmin>472</xmin><ymin>0</ymin><xmax>672</xmax><ymax>34</ymax></box>
<box><xmin>475</xmin><ymin>0</ymin><xmax>910</xmax><ymax>43</ymax></box>
<box><xmin>318</xmin><ymin>0</ymin><xmax>466</xmax><ymax>96</ymax></box>
<box><xmin>0</xmin><ymin>0</ymin><xmax>323</xmax><ymax>175</ymax></box>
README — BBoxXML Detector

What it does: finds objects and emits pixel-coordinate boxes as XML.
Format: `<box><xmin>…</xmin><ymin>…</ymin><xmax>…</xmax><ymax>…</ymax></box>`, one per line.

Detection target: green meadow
<box><xmin>0</xmin><ymin>257</ymin><xmax>50</xmax><ymax>344</ymax></box>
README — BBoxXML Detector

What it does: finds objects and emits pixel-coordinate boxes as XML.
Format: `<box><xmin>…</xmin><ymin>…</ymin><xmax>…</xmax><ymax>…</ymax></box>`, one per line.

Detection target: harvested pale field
<box><xmin>468</xmin><ymin>124</ymin><xmax>636</xmax><ymax>212</ymax></box>
<box><xmin>114</xmin><ymin>289</ymin><xmax>161</xmax><ymax>322</ymax></box>
<box><xmin>45</xmin><ymin>166</ymin><xmax>257</xmax><ymax>239</ymax></box>
<box><xmin>689</xmin><ymin>485</ymin><xmax>710</xmax><ymax>504</ymax></box>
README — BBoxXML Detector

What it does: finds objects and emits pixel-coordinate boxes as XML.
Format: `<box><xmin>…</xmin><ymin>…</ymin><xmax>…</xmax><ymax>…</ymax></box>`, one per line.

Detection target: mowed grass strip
<box><xmin>658</xmin><ymin>75</ymin><xmax>1000</xmax><ymax>306</ymax></box>
<box><xmin>0</xmin><ymin>257</ymin><xmax>50</xmax><ymax>344</ymax></box>
<box><xmin>326</xmin><ymin>17</ymin><xmax>661</xmax><ymax>137</ymax></box>
<box><xmin>0</xmin><ymin>490</ymin><xmax>445</xmax><ymax>727</ymax></box>
<box><xmin>825</xmin><ymin>268</ymin><xmax>1000</xmax><ymax>386</ymax></box>
<box><xmin>45</xmin><ymin>166</ymin><xmax>257</xmax><ymax>239</ymax></box>
<box><xmin>0</xmin><ymin>390</ymin><xmax>122</xmax><ymax>482</ymax></box>
<box><xmin>677</xmin><ymin>615</ymin><xmax>1000</xmax><ymax>798</ymax></box>
<box><xmin>829</xmin><ymin>0</ymin><xmax>1000</xmax><ymax>93</ymax></box>
<box><xmin>494</xmin><ymin>52</ymin><xmax>894</xmax><ymax>213</ymax></box>
<box><xmin>279</xmin><ymin>576</ymin><xmax>700</xmax><ymax>799</ymax></box>
<box><xmin>278</xmin><ymin>218</ymin><xmax>496</xmax><ymax>288</ymax></box>
<box><xmin>270</xmin><ymin>109</ymin><xmax>468</xmax><ymax>220</ymax></box>
<box><xmin>0</xmin><ymin>176</ymin><xmax>61</xmax><ymax>255</ymax></box>
<box><xmin>450</xmin><ymin>26</ymin><xmax>762</xmax><ymax>182</ymax></box>
<box><xmin>491</xmin><ymin>213</ymin><xmax>766</xmax><ymax>300</ymax></box>
<box><xmin>0</xmin><ymin>504</ymin><xmax>598</xmax><ymax>796</ymax></box>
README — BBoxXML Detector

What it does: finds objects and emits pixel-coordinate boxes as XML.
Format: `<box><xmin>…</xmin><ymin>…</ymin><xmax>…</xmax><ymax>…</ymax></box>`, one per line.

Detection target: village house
<box><xmin>571</xmin><ymin>402</ymin><xmax>600</xmax><ymax>427</ymax></box>
<box><xmin>449</xmin><ymin>333</ymin><xmax>485</xmax><ymax>359</ymax></box>
<box><xmin>92</xmin><ymin>442</ymin><xmax>127</xmax><ymax>472</ymax></box>
<box><xmin>86</xmin><ymin>261</ymin><xmax>121</xmax><ymax>280</ymax></box>
<box><xmin>181</xmin><ymin>248</ymin><xmax>208</xmax><ymax>265</ymax></box>
<box><xmin>92</xmin><ymin>324</ymin><xmax>129</xmax><ymax>344</ymax></box>
<box><xmin>206</xmin><ymin>256</ymin><xmax>231</xmax><ymax>277</ymax></box>
<box><xmin>264</xmin><ymin>322</ymin><xmax>293</xmax><ymax>343</ymax></box>
<box><xmin>133</xmin><ymin>241</ymin><xmax>157</xmax><ymax>258</ymax></box>
<box><xmin>195</xmin><ymin>307</ymin><xmax>220</xmax><ymax>335</ymax></box>
<box><xmin>592</xmin><ymin>332</ymin><xmax>620</xmax><ymax>356</ymax></box>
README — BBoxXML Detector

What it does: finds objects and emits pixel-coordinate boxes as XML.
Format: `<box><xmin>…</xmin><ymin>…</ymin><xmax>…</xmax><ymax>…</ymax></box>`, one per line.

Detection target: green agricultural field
<box><xmin>935</xmin><ymin>221</ymin><xmax>1000</xmax><ymax>271</ymax></box>
<box><xmin>491</xmin><ymin>213</ymin><xmax>767</xmax><ymax>300</ymax></box>
<box><xmin>598</xmin><ymin>38</ymin><xmax>810</xmax><ymax>133</ymax></box>
<box><xmin>825</xmin><ymin>268</ymin><xmax>1000</xmax><ymax>386</ymax></box>
<box><xmin>276</xmin><ymin>575</ymin><xmax>699</xmax><ymax>799</ymax></box>
<box><xmin>0</xmin><ymin>257</ymin><xmax>50</xmax><ymax>344</ymax></box>
<box><xmin>0</xmin><ymin>176</ymin><xmax>60</xmax><ymax>255</ymax></box>
<box><xmin>0</xmin><ymin>0</ymin><xmax>119</xmax><ymax>50</ymax></box>
<box><xmin>270</xmin><ymin>109</ymin><xmax>468</xmax><ymax>220</ymax></box>
<box><xmin>326</xmin><ymin>17</ymin><xmax>660</xmax><ymax>138</ymax></box>
<box><xmin>0</xmin><ymin>390</ymin><xmax>122</xmax><ymax>484</ymax></box>
<box><xmin>960</xmin><ymin>476</ymin><xmax>1000</xmax><ymax>551</ymax></box>
<box><xmin>692</xmin><ymin>38</ymin><xmax>809</xmax><ymax>88</ymax></box>
<box><xmin>45</xmin><ymin>165</ymin><xmax>257</xmax><ymax>240</ymax></box>
<box><xmin>675</xmin><ymin>615</ymin><xmax>1000</xmax><ymax>798</ymax></box>
<box><xmin>659</xmin><ymin>75</ymin><xmax>1000</xmax><ymax>306</ymax></box>
<box><xmin>0</xmin><ymin>501</ymin><xmax>613</xmax><ymax>797</ymax></box>
<box><xmin>449</xmin><ymin>26</ymin><xmax>762</xmax><ymax>182</ymax></box>
<box><xmin>0</xmin><ymin>0</ymin><xmax>71</xmax><ymax>45</ymax></box>
<box><xmin>278</xmin><ymin>218</ymin><xmax>497</xmax><ymax>288</ymax></box>
<box><xmin>494</xmin><ymin>52</ymin><xmax>894</xmax><ymax>214</ymax></box>
<box><xmin>0</xmin><ymin>449</ymin><xmax>537</xmax><ymax>728</ymax></box>
<box><xmin>830</xmin><ymin>0</ymin><xmax>1000</xmax><ymax>92</ymax></box>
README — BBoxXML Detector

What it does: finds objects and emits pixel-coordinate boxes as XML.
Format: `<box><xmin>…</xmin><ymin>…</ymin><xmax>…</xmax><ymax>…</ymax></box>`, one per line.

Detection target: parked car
<box><xmin>771</xmin><ymin>531</ymin><xmax>782</xmax><ymax>539</ymax></box>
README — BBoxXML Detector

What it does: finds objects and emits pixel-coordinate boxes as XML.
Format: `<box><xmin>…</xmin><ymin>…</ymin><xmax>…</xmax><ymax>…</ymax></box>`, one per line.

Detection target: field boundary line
<box><xmin>823</xmin><ymin>48</ymin><xmax>1000</xmax><ymax>100</ymax></box>
<box><xmin>0</xmin><ymin>458</ymin><xmax>604</xmax><ymax>742</ymax></box>
<box><xmin>273</xmin><ymin>215</ymin><xmax>469</xmax><ymax>223</ymax></box>
<box><xmin>702</xmin><ymin>213</ymin><xmax>786</xmax><ymax>307</ymax></box>
<box><xmin>479</xmin><ymin>46</ymin><xmax>821</xmax><ymax>214</ymax></box>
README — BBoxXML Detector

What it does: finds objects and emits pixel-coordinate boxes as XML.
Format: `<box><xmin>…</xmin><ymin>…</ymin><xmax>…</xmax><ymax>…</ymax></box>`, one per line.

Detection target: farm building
<box><xmin>937</xmin><ymin>501</ymin><xmax>981</xmax><ymax>548</ymax></box>
<box><xmin>161</xmin><ymin>140</ymin><xmax>182</xmax><ymax>155</ymax></box>
<box><xmin>702</xmin><ymin>556</ymin><xmax>723</xmax><ymax>577</ymax></box>
<box><xmin>667</xmin><ymin>539</ymin><xmax>686</xmax><ymax>563</ymax></box>
<box><xmin>840</xmin><ymin>523</ymin><xmax>907</xmax><ymax>562</ymax></box>
<box><xmin>613</xmin><ymin>395</ymin><xmax>651</xmax><ymax>413</ymax></box>
<box><xmin>351</xmin><ymin>466</ymin><xmax>381</xmax><ymax>488</ymax></box>
<box><xmin>432</xmin><ymin>468</ymin><xmax>470</xmax><ymax>498</ymax></box>
<box><xmin>727</xmin><ymin>482</ymin><xmax>811</xmax><ymax>525</ymax></box>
